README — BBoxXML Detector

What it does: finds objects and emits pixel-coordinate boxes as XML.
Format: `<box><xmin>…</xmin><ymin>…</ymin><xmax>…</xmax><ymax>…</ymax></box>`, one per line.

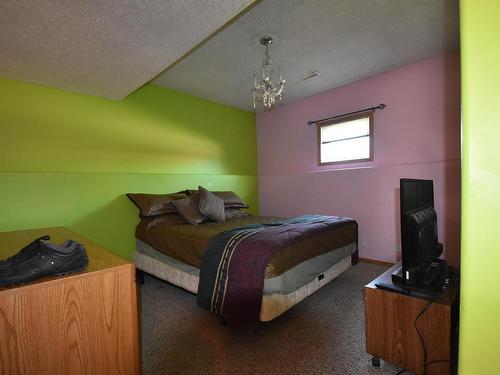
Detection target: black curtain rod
<box><xmin>307</xmin><ymin>103</ymin><xmax>386</xmax><ymax>126</ymax></box>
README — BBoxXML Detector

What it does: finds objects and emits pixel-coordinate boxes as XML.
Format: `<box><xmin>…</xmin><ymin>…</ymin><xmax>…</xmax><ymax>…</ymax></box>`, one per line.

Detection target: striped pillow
<box><xmin>172</xmin><ymin>195</ymin><xmax>209</xmax><ymax>225</ymax></box>
<box><xmin>198</xmin><ymin>186</ymin><xmax>225</xmax><ymax>222</ymax></box>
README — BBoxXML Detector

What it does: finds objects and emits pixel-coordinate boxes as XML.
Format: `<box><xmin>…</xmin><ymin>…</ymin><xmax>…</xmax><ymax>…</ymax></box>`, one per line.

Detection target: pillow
<box><xmin>186</xmin><ymin>189</ymin><xmax>249</xmax><ymax>209</ymax></box>
<box><xmin>198</xmin><ymin>186</ymin><xmax>225</xmax><ymax>222</ymax></box>
<box><xmin>213</xmin><ymin>191</ymin><xmax>249</xmax><ymax>209</ymax></box>
<box><xmin>172</xmin><ymin>194</ymin><xmax>210</xmax><ymax>225</ymax></box>
<box><xmin>224</xmin><ymin>208</ymin><xmax>249</xmax><ymax>220</ymax></box>
<box><xmin>127</xmin><ymin>192</ymin><xmax>187</xmax><ymax>216</ymax></box>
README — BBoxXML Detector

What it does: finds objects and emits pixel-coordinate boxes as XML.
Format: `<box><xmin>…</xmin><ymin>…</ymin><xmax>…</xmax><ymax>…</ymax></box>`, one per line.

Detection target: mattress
<box><xmin>135</xmin><ymin>214</ymin><xmax>358</xmax><ymax>278</ymax></box>
<box><xmin>133</xmin><ymin>247</ymin><xmax>354</xmax><ymax>321</ymax></box>
<box><xmin>136</xmin><ymin>239</ymin><xmax>356</xmax><ymax>295</ymax></box>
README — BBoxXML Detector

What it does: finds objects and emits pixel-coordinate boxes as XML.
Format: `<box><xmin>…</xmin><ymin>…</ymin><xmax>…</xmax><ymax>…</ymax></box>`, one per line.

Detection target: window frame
<box><xmin>317</xmin><ymin>111</ymin><xmax>374</xmax><ymax>166</ymax></box>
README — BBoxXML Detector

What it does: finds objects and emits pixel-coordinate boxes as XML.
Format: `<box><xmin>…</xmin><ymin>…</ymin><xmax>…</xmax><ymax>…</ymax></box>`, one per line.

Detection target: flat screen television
<box><xmin>393</xmin><ymin>178</ymin><xmax>445</xmax><ymax>288</ymax></box>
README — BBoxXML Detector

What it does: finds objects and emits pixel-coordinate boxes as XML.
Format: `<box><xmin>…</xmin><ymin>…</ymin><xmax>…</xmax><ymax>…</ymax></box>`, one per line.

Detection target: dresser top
<box><xmin>0</xmin><ymin>226</ymin><xmax>131</xmax><ymax>291</ymax></box>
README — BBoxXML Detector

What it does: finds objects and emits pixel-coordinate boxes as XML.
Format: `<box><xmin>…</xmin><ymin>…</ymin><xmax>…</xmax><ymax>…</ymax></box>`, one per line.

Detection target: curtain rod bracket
<box><xmin>307</xmin><ymin>103</ymin><xmax>386</xmax><ymax>126</ymax></box>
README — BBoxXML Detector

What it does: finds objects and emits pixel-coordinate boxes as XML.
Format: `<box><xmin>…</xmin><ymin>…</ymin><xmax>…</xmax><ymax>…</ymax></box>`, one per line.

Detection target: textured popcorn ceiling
<box><xmin>0</xmin><ymin>0</ymin><xmax>255</xmax><ymax>99</ymax></box>
<box><xmin>155</xmin><ymin>0</ymin><xmax>459</xmax><ymax>111</ymax></box>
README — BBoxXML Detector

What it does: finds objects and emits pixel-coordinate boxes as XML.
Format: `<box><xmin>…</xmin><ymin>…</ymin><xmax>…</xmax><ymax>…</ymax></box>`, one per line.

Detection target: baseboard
<box><xmin>359</xmin><ymin>257</ymin><xmax>394</xmax><ymax>267</ymax></box>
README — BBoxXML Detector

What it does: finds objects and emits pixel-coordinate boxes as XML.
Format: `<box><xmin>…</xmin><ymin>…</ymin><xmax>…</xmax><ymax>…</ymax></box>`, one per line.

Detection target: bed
<box><xmin>128</xmin><ymin>190</ymin><xmax>358</xmax><ymax>325</ymax></box>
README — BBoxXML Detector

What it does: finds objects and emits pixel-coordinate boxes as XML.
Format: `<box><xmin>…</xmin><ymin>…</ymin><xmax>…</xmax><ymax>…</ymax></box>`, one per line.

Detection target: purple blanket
<box><xmin>197</xmin><ymin>215</ymin><xmax>356</xmax><ymax>326</ymax></box>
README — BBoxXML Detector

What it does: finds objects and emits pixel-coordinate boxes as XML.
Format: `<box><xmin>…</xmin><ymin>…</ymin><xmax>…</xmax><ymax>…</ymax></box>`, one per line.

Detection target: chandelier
<box><xmin>252</xmin><ymin>36</ymin><xmax>286</xmax><ymax>111</ymax></box>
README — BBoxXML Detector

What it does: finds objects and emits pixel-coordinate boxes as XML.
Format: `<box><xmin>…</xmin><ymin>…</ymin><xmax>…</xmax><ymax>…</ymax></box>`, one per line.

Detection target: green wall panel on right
<box><xmin>459</xmin><ymin>1</ymin><xmax>500</xmax><ymax>373</ymax></box>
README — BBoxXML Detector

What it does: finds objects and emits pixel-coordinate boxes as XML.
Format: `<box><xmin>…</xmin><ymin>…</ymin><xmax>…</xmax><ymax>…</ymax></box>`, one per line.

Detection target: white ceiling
<box><xmin>155</xmin><ymin>0</ymin><xmax>460</xmax><ymax>111</ymax></box>
<box><xmin>0</xmin><ymin>0</ymin><xmax>255</xmax><ymax>99</ymax></box>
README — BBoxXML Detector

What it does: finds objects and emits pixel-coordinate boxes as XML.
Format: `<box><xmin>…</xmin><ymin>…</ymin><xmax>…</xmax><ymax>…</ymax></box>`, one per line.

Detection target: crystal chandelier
<box><xmin>252</xmin><ymin>36</ymin><xmax>286</xmax><ymax>111</ymax></box>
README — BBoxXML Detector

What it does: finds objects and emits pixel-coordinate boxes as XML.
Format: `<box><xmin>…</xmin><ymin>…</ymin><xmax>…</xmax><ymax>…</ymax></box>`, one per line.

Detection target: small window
<box><xmin>318</xmin><ymin>112</ymin><xmax>373</xmax><ymax>165</ymax></box>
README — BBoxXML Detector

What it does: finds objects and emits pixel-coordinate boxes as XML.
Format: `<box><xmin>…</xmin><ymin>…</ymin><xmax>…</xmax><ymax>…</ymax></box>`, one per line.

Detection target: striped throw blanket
<box><xmin>197</xmin><ymin>215</ymin><xmax>355</xmax><ymax>326</ymax></box>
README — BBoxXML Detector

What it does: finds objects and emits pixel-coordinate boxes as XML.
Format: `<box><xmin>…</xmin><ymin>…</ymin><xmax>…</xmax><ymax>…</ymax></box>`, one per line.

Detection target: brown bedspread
<box><xmin>136</xmin><ymin>214</ymin><xmax>357</xmax><ymax>278</ymax></box>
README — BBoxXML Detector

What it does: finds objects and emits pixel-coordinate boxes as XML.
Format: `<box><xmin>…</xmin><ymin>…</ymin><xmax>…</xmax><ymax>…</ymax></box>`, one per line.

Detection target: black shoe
<box><xmin>0</xmin><ymin>240</ymin><xmax>88</xmax><ymax>287</ymax></box>
<box><xmin>0</xmin><ymin>235</ymin><xmax>50</xmax><ymax>269</ymax></box>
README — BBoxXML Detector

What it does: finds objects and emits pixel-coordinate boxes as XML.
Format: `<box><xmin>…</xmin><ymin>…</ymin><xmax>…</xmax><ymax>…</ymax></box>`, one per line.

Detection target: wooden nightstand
<box><xmin>364</xmin><ymin>263</ymin><xmax>459</xmax><ymax>375</ymax></box>
<box><xmin>0</xmin><ymin>227</ymin><xmax>140</xmax><ymax>375</ymax></box>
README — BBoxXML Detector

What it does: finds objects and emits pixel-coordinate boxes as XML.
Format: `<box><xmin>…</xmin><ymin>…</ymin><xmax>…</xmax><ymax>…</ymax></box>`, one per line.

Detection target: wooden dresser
<box><xmin>0</xmin><ymin>227</ymin><xmax>140</xmax><ymax>375</ymax></box>
<box><xmin>364</xmin><ymin>263</ymin><xmax>459</xmax><ymax>375</ymax></box>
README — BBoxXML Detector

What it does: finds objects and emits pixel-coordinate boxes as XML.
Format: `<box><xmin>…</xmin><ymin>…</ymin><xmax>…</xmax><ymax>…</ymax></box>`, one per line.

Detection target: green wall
<box><xmin>459</xmin><ymin>1</ymin><xmax>500</xmax><ymax>373</ymax></box>
<box><xmin>0</xmin><ymin>78</ymin><xmax>258</xmax><ymax>258</ymax></box>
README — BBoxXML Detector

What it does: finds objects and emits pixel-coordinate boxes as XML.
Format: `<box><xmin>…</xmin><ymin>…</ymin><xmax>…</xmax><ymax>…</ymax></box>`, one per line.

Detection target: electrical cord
<box><xmin>414</xmin><ymin>297</ymin><xmax>453</xmax><ymax>374</ymax></box>
<box><xmin>414</xmin><ymin>300</ymin><xmax>433</xmax><ymax>375</ymax></box>
<box><xmin>396</xmin><ymin>273</ymin><xmax>455</xmax><ymax>375</ymax></box>
<box><xmin>425</xmin><ymin>359</ymin><xmax>451</xmax><ymax>371</ymax></box>
<box><xmin>392</xmin><ymin>359</ymin><xmax>450</xmax><ymax>375</ymax></box>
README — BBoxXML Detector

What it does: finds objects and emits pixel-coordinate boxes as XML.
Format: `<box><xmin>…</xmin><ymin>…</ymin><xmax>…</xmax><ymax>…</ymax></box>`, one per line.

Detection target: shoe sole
<box><xmin>0</xmin><ymin>264</ymin><xmax>88</xmax><ymax>287</ymax></box>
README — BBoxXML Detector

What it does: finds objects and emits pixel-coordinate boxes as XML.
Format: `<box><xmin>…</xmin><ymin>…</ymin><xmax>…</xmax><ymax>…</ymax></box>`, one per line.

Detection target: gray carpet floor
<box><xmin>139</xmin><ymin>262</ymin><xmax>408</xmax><ymax>375</ymax></box>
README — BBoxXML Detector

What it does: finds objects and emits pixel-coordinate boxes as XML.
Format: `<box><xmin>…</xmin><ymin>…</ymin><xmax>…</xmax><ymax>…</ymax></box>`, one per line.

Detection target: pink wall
<box><xmin>257</xmin><ymin>53</ymin><xmax>461</xmax><ymax>265</ymax></box>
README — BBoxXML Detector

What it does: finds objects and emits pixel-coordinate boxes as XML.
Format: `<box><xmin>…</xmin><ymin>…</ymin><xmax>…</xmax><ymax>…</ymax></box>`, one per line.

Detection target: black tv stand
<box><xmin>422</xmin><ymin>260</ymin><xmax>447</xmax><ymax>287</ymax></box>
<box><xmin>391</xmin><ymin>261</ymin><xmax>449</xmax><ymax>295</ymax></box>
<box><xmin>391</xmin><ymin>266</ymin><xmax>404</xmax><ymax>285</ymax></box>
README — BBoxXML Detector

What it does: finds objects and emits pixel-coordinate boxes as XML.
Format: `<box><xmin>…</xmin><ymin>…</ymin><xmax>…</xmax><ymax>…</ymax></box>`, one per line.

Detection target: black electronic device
<box><xmin>392</xmin><ymin>178</ymin><xmax>446</xmax><ymax>290</ymax></box>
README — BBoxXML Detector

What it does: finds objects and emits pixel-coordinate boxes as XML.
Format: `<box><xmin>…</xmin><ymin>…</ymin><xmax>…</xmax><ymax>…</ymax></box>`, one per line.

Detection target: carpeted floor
<box><xmin>139</xmin><ymin>261</ymin><xmax>407</xmax><ymax>375</ymax></box>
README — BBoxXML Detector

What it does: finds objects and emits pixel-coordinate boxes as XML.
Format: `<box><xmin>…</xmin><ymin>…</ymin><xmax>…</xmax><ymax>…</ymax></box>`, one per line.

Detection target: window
<box><xmin>318</xmin><ymin>112</ymin><xmax>373</xmax><ymax>165</ymax></box>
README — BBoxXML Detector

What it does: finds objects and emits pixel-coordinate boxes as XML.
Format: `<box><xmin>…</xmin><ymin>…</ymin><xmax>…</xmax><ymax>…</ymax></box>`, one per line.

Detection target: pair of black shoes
<box><xmin>0</xmin><ymin>235</ymin><xmax>88</xmax><ymax>287</ymax></box>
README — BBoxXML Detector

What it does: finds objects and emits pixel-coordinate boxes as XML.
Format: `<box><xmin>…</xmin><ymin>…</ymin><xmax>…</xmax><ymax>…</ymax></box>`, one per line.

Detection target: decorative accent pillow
<box><xmin>214</xmin><ymin>191</ymin><xmax>249</xmax><ymax>208</ymax></box>
<box><xmin>198</xmin><ymin>186</ymin><xmax>225</xmax><ymax>222</ymax></box>
<box><xmin>172</xmin><ymin>194</ymin><xmax>210</xmax><ymax>225</ymax></box>
<box><xmin>186</xmin><ymin>189</ymin><xmax>249</xmax><ymax>209</ymax></box>
<box><xmin>224</xmin><ymin>208</ymin><xmax>249</xmax><ymax>220</ymax></box>
<box><xmin>127</xmin><ymin>192</ymin><xmax>187</xmax><ymax>216</ymax></box>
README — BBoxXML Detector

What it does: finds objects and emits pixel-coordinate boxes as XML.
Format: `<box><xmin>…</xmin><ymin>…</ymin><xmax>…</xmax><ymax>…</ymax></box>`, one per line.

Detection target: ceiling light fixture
<box><xmin>252</xmin><ymin>36</ymin><xmax>286</xmax><ymax>112</ymax></box>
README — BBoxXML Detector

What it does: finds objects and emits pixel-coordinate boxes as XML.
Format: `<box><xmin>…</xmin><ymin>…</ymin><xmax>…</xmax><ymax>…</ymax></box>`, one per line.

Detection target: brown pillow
<box><xmin>127</xmin><ymin>193</ymin><xmax>187</xmax><ymax>216</ymax></box>
<box><xmin>214</xmin><ymin>191</ymin><xmax>249</xmax><ymax>208</ymax></box>
<box><xmin>198</xmin><ymin>186</ymin><xmax>225</xmax><ymax>222</ymax></box>
<box><xmin>186</xmin><ymin>189</ymin><xmax>249</xmax><ymax>209</ymax></box>
<box><xmin>224</xmin><ymin>208</ymin><xmax>249</xmax><ymax>220</ymax></box>
<box><xmin>172</xmin><ymin>194</ymin><xmax>210</xmax><ymax>225</ymax></box>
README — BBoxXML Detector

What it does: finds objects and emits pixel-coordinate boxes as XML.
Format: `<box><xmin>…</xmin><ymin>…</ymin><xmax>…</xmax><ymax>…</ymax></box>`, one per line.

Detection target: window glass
<box><xmin>318</xmin><ymin>113</ymin><xmax>373</xmax><ymax>164</ymax></box>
